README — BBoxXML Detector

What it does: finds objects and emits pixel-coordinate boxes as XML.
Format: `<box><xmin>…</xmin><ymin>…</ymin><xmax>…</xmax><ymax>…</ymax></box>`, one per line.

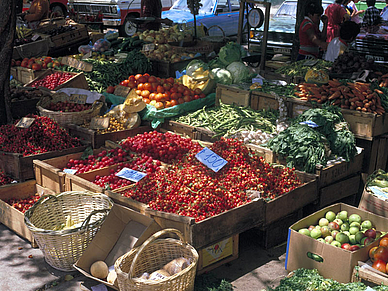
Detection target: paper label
<box><xmin>116</xmin><ymin>167</ymin><xmax>147</xmax><ymax>182</ymax></box>
<box><xmin>300</xmin><ymin>120</ymin><xmax>319</xmax><ymax>128</ymax></box>
<box><xmin>63</xmin><ymin>168</ymin><xmax>77</xmax><ymax>174</ymax></box>
<box><xmin>15</xmin><ymin>117</ymin><xmax>35</xmax><ymax>128</ymax></box>
<box><xmin>69</xmin><ymin>94</ymin><xmax>87</xmax><ymax>104</ymax></box>
<box><xmin>246</xmin><ymin>190</ymin><xmax>262</xmax><ymax>200</ymax></box>
<box><xmin>90</xmin><ymin>116</ymin><xmax>110</xmax><ymax>130</ymax></box>
<box><xmin>31</xmin><ymin>34</ymin><xmax>40</xmax><ymax>41</ymax></box>
<box><xmin>61</xmin><ymin>56</ymin><xmax>93</xmax><ymax>72</ymax></box>
<box><xmin>195</xmin><ymin>147</ymin><xmax>227</xmax><ymax>172</ymax></box>
<box><xmin>114</xmin><ymin>85</ymin><xmax>131</xmax><ymax>97</ymax></box>
<box><xmin>82</xmin><ymin>51</ymin><xmax>92</xmax><ymax>60</ymax></box>
<box><xmin>142</xmin><ymin>43</ymin><xmax>155</xmax><ymax>51</ymax></box>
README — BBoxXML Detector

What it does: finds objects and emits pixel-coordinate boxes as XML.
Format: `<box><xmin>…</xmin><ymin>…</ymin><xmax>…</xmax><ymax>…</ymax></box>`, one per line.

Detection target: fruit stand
<box><xmin>5</xmin><ymin>11</ymin><xmax>388</xmax><ymax>291</ymax></box>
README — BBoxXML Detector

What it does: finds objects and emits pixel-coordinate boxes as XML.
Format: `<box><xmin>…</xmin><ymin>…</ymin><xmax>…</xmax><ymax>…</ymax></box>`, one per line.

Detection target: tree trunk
<box><xmin>0</xmin><ymin>0</ymin><xmax>16</xmax><ymax>125</ymax></box>
<box><xmin>292</xmin><ymin>0</ymin><xmax>322</xmax><ymax>61</ymax></box>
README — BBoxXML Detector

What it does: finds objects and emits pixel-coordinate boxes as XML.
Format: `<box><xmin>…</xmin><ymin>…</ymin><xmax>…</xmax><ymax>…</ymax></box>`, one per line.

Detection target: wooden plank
<box><xmin>105</xmin><ymin>188</ymin><xmax>149</xmax><ymax>214</ymax></box>
<box><xmin>215</xmin><ymin>84</ymin><xmax>250</xmax><ymax>107</ymax></box>
<box><xmin>33</xmin><ymin>159</ymin><xmax>65</xmax><ymax>193</ymax></box>
<box><xmin>319</xmin><ymin>174</ymin><xmax>361</xmax><ymax>208</ymax></box>
<box><xmin>375</xmin><ymin>135</ymin><xmax>388</xmax><ymax>171</ymax></box>
<box><xmin>250</xmin><ymin>91</ymin><xmax>280</xmax><ymax>111</ymax></box>
<box><xmin>64</xmin><ymin>172</ymin><xmax>105</xmax><ymax>193</ymax></box>
<box><xmin>160</xmin><ymin>121</ymin><xmax>199</xmax><ymax>140</ymax></box>
<box><xmin>352</xmin><ymin>265</ymin><xmax>388</xmax><ymax>285</ymax></box>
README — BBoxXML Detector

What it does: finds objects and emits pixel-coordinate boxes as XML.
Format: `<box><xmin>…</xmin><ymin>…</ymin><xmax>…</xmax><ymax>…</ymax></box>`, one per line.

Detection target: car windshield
<box><xmin>275</xmin><ymin>2</ymin><xmax>296</xmax><ymax>18</ymax></box>
<box><xmin>170</xmin><ymin>0</ymin><xmax>216</xmax><ymax>14</ymax></box>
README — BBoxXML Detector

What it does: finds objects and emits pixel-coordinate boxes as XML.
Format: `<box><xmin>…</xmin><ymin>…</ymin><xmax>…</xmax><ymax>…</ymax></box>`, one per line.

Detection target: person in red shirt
<box><xmin>325</xmin><ymin>0</ymin><xmax>351</xmax><ymax>43</ymax></box>
<box><xmin>297</xmin><ymin>1</ymin><xmax>328</xmax><ymax>61</ymax></box>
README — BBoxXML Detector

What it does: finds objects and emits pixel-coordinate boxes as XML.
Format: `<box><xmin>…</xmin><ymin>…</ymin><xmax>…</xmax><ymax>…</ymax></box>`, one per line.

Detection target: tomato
<box><xmin>143</xmin><ymin>98</ymin><xmax>151</xmax><ymax>104</ymax></box>
<box><xmin>135</xmin><ymin>89</ymin><xmax>142</xmax><ymax>96</ymax></box>
<box><xmin>380</xmin><ymin>238</ymin><xmax>388</xmax><ymax>248</ymax></box>
<box><xmin>170</xmin><ymin>99</ymin><xmax>178</xmax><ymax>107</ymax></box>
<box><xmin>128</xmin><ymin>81</ymin><xmax>137</xmax><ymax>89</ymax></box>
<box><xmin>165</xmin><ymin>101</ymin><xmax>172</xmax><ymax>108</ymax></box>
<box><xmin>374</xmin><ymin>246</ymin><xmax>388</xmax><ymax>262</ymax></box>
<box><xmin>143</xmin><ymin>82</ymin><xmax>151</xmax><ymax>91</ymax></box>
<box><xmin>194</xmin><ymin>88</ymin><xmax>202</xmax><ymax>95</ymax></box>
<box><xmin>177</xmin><ymin>85</ymin><xmax>185</xmax><ymax>93</ymax></box>
<box><xmin>135</xmin><ymin>74</ymin><xmax>143</xmax><ymax>80</ymax></box>
<box><xmin>170</xmin><ymin>87</ymin><xmax>177</xmax><ymax>93</ymax></box>
<box><xmin>163</xmin><ymin>91</ymin><xmax>171</xmax><ymax>100</ymax></box>
<box><xmin>163</xmin><ymin>83</ymin><xmax>172</xmax><ymax>91</ymax></box>
<box><xmin>370</xmin><ymin>246</ymin><xmax>379</xmax><ymax>262</ymax></box>
<box><xmin>120</xmin><ymin>80</ymin><xmax>129</xmax><ymax>87</ymax></box>
<box><xmin>149</xmin><ymin>92</ymin><xmax>156</xmax><ymax>100</ymax></box>
<box><xmin>166</xmin><ymin>77</ymin><xmax>175</xmax><ymax>84</ymax></box>
<box><xmin>199</xmin><ymin>93</ymin><xmax>206</xmax><ymax>98</ymax></box>
<box><xmin>155</xmin><ymin>93</ymin><xmax>164</xmax><ymax>102</ymax></box>
<box><xmin>373</xmin><ymin>259</ymin><xmax>387</xmax><ymax>273</ymax></box>
<box><xmin>138</xmin><ymin>76</ymin><xmax>147</xmax><ymax>83</ymax></box>
<box><xmin>137</xmin><ymin>83</ymin><xmax>144</xmax><ymax>90</ymax></box>
<box><xmin>44</xmin><ymin>57</ymin><xmax>52</xmax><ymax>64</ymax></box>
<box><xmin>170</xmin><ymin>92</ymin><xmax>180</xmax><ymax>100</ymax></box>
<box><xmin>192</xmin><ymin>94</ymin><xmax>200</xmax><ymax>100</ymax></box>
<box><xmin>183</xmin><ymin>95</ymin><xmax>191</xmax><ymax>103</ymax></box>
<box><xmin>31</xmin><ymin>63</ymin><xmax>42</xmax><ymax>71</ymax></box>
<box><xmin>148</xmin><ymin>76</ymin><xmax>157</xmax><ymax>83</ymax></box>
<box><xmin>106</xmin><ymin>86</ymin><xmax>115</xmax><ymax>94</ymax></box>
<box><xmin>128</xmin><ymin>75</ymin><xmax>136</xmax><ymax>82</ymax></box>
<box><xmin>151</xmin><ymin>82</ymin><xmax>159</xmax><ymax>91</ymax></box>
<box><xmin>177</xmin><ymin>98</ymin><xmax>184</xmax><ymax>104</ymax></box>
<box><xmin>141</xmin><ymin>90</ymin><xmax>150</xmax><ymax>99</ymax></box>
<box><xmin>155</xmin><ymin>102</ymin><xmax>164</xmax><ymax>110</ymax></box>
<box><xmin>183</xmin><ymin>89</ymin><xmax>191</xmax><ymax>96</ymax></box>
<box><xmin>156</xmin><ymin>85</ymin><xmax>165</xmax><ymax>93</ymax></box>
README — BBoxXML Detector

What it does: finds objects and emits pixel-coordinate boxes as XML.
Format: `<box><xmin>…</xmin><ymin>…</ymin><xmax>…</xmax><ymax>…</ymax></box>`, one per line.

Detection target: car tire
<box><xmin>119</xmin><ymin>15</ymin><xmax>138</xmax><ymax>37</ymax></box>
<box><xmin>51</xmin><ymin>5</ymin><xmax>66</xmax><ymax>17</ymax></box>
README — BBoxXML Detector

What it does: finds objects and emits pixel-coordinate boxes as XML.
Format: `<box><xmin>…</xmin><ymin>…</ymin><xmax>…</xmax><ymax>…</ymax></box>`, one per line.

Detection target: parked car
<box><xmin>161</xmin><ymin>0</ymin><xmax>244</xmax><ymax>37</ymax></box>
<box><xmin>250</xmin><ymin>0</ymin><xmax>332</xmax><ymax>56</ymax></box>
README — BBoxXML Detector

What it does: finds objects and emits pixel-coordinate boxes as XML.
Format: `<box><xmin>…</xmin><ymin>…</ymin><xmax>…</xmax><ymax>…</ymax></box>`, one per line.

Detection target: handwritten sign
<box><xmin>63</xmin><ymin>168</ymin><xmax>78</xmax><ymax>174</ymax></box>
<box><xmin>142</xmin><ymin>43</ymin><xmax>155</xmax><ymax>52</ymax></box>
<box><xmin>114</xmin><ymin>85</ymin><xmax>131</xmax><ymax>97</ymax></box>
<box><xmin>82</xmin><ymin>51</ymin><xmax>92</xmax><ymax>60</ymax></box>
<box><xmin>195</xmin><ymin>147</ymin><xmax>227</xmax><ymax>172</ymax></box>
<box><xmin>90</xmin><ymin>116</ymin><xmax>110</xmax><ymax>130</ymax></box>
<box><xmin>116</xmin><ymin>167</ymin><xmax>147</xmax><ymax>182</ymax></box>
<box><xmin>15</xmin><ymin>117</ymin><xmax>35</xmax><ymax>128</ymax></box>
<box><xmin>69</xmin><ymin>94</ymin><xmax>87</xmax><ymax>104</ymax></box>
<box><xmin>61</xmin><ymin>56</ymin><xmax>93</xmax><ymax>72</ymax></box>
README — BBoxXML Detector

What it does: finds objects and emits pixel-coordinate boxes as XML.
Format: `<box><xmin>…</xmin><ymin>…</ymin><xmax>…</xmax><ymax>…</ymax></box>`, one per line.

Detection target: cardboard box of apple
<box><xmin>298</xmin><ymin>210</ymin><xmax>385</xmax><ymax>252</ymax></box>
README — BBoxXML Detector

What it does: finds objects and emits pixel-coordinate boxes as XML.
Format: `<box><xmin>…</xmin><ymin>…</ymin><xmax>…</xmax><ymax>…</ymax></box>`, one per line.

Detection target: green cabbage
<box><xmin>218</xmin><ymin>42</ymin><xmax>243</xmax><ymax>66</ymax></box>
<box><xmin>209</xmin><ymin>68</ymin><xmax>233</xmax><ymax>85</ymax></box>
<box><xmin>186</xmin><ymin>59</ymin><xmax>209</xmax><ymax>77</ymax></box>
<box><xmin>226</xmin><ymin>61</ymin><xmax>252</xmax><ymax>84</ymax></box>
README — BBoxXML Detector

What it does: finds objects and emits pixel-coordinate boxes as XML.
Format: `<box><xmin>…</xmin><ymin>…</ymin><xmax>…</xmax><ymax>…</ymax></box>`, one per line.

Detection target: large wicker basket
<box><xmin>24</xmin><ymin>191</ymin><xmax>113</xmax><ymax>271</ymax></box>
<box><xmin>115</xmin><ymin>228</ymin><xmax>199</xmax><ymax>291</ymax></box>
<box><xmin>37</xmin><ymin>92</ymin><xmax>104</xmax><ymax>126</ymax></box>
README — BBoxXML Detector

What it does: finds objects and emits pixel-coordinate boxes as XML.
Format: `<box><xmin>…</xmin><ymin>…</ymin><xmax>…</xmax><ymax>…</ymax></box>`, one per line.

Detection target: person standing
<box><xmin>348</xmin><ymin>0</ymin><xmax>365</xmax><ymax>24</ymax></box>
<box><xmin>140</xmin><ymin>0</ymin><xmax>162</xmax><ymax>31</ymax></box>
<box><xmin>381</xmin><ymin>0</ymin><xmax>388</xmax><ymax>16</ymax></box>
<box><xmin>362</xmin><ymin>0</ymin><xmax>382</xmax><ymax>27</ymax></box>
<box><xmin>325</xmin><ymin>0</ymin><xmax>350</xmax><ymax>43</ymax></box>
<box><xmin>297</xmin><ymin>1</ymin><xmax>328</xmax><ymax>60</ymax></box>
<box><xmin>22</xmin><ymin>0</ymin><xmax>49</xmax><ymax>29</ymax></box>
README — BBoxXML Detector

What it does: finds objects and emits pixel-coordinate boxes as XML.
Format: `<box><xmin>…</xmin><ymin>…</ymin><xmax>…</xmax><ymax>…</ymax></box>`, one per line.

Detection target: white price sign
<box><xmin>195</xmin><ymin>147</ymin><xmax>227</xmax><ymax>172</ymax></box>
<box><xmin>116</xmin><ymin>167</ymin><xmax>147</xmax><ymax>182</ymax></box>
<box><xmin>63</xmin><ymin>168</ymin><xmax>78</xmax><ymax>174</ymax></box>
<box><xmin>15</xmin><ymin>117</ymin><xmax>35</xmax><ymax>128</ymax></box>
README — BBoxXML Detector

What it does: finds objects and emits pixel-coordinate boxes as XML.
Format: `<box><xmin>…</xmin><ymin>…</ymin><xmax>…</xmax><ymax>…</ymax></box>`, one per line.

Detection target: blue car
<box><xmin>161</xmin><ymin>0</ymin><xmax>243</xmax><ymax>37</ymax></box>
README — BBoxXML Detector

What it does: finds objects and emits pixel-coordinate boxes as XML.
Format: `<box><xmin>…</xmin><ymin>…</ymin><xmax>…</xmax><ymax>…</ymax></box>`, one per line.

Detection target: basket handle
<box><xmin>206</xmin><ymin>25</ymin><xmax>226</xmax><ymax>39</ymax></box>
<box><xmin>80</xmin><ymin>208</ymin><xmax>110</xmax><ymax>230</ymax></box>
<box><xmin>128</xmin><ymin>228</ymin><xmax>187</xmax><ymax>280</ymax></box>
<box><xmin>24</xmin><ymin>194</ymin><xmax>58</xmax><ymax>227</ymax></box>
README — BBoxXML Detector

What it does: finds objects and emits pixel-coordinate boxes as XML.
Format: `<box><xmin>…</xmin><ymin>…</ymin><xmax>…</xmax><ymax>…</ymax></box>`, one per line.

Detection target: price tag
<box><xmin>69</xmin><ymin>94</ymin><xmax>87</xmax><ymax>104</ymax></box>
<box><xmin>114</xmin><ymin>85</ymin><xmax>131</xmax><ymax>97</ymax></box>
<box><xmin>63</xmin><ymin>168</ymin><xmax>77</xmax><ymax>174</ymax></box>
<box><xmin>195</xmin><ymin>147</ymin><xmax>227</xmax><ymax>172</ymax></box>
<box><xmin>61</xmin><ymin>56</ymin><xmax>93</xmax><ymax>72</ymax></box>
<box><xmin>15</xmin><ymin>117</ymin><xmax>35</xmax><ymax>128</ymax></box>
<box><xmin>31</xmin><ymin>34</ymin><xmax>40</xmax><ymax>41</ymax></box>
<box><xmin>116</xmin><ymin>167</ymin><xmax>147</xmax><ymax>182</ymax></box>
<box><xmin>82</xmin><ymin>51</ymin><xmax>92</xmax><ymax>60</ymax></box>
<box><xmin>142</xmin><ymin>43</ymin><xmax>155</xmax><ymax>52</ymax></box>
<box><xmin>90</xmin><ymin>116</ymin><xmax>110</xmax><ymax>130</ymax></box>
<box><xmin>246</xmin><ymin>190</ymin><xmax>262</xmax><ymax>200</ymax></box>
<box><xmin>300</xmin><ymin>120</ymin><xmax>319</xmax><ymax>128</ymax></box>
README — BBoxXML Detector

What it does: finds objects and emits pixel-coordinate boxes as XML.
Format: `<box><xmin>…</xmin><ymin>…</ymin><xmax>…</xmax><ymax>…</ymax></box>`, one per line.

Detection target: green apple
<box><xmin>325</xmin><ymin>236</ymin><xmax>334</xmax><ymax>244</ymax></box>
<box><xmin>361</xmin><ymin>220</ymin><xmax>373</xmax><ymax>230</ymax></box>
<box><xmin>349</xmin><ymin>226</ymin><xmax>360</xmax><ymax>235</ymax></box>
<box><xmin>334</xmin><ymin>218</ymin><xmax>343</xmax><ymax>227</ymax></box>
<box><xmin>319</xmin><ymin>218</ymin><xmax>329</xmax><ymax>227</ymax></box>
<box><xmin>355</xmin><ymin>231</ymin><xmax>365</xmax><ymax>243</ymax></box>
<box><xmin>349</xmin><ymin>234</ymin><xmax>357</xmax><ymax>245</ymax></box>
<box><xmin>311</xmin><ymin>228</ymin><xmax>322</xmax><ymax>239</ymax></box>
<box><xmin>337</xmin><ymin>211</ymin><xmax>348</xmax><ymax>221</ymax></box>
<box><xmin>341</xmin><ymin>222</ymin><xmax>350</xmax><ymax>231</ymax></box>
<box><xmin>350</xmin><ymin>222</ymin><xmax>361</xmax><ymax>228</ymax></box>
<box><xmin>331</xmin><ymin>241</ymin><xmax>342</xmax><ymax>247</ymax></box>
<box><xmin>343</xmin><ymin>231</ymin><xmax>350</xmax><ymax>237</ymax></box>
<box><xmin>336</xmin><ymin>232</ymin><xmax>349</xmax><ymax>244</ymax></box>
<box><xmin>317</xmin><ymin>238</ymin><xmax>326</xmax><ymax>244</ymax></box>
<box><xmin>320</xmin><ymin>226</ymin><xmax>331</xmax><ymax>238</ymax></box>
<box><xmin>325</xmin><ymin>211</ymin><xmax>336</xmax><ymax>222</ymax></box>
<box><xmin>349</xmin><ymin>214</ymin><xmax>362</xmax><ymax>224</ymax></box>
<box><xmin>298</xmin><ymin>228</ymin><xmax>310</xmax><ymax>236</ymax></box>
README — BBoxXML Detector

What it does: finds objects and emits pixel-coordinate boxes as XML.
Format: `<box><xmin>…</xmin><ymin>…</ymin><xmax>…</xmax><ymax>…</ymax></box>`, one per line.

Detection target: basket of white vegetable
<box><xmin>24</xmin><ymin>191</ymin><xmax>113</xmax><ymax>271</ymax></box>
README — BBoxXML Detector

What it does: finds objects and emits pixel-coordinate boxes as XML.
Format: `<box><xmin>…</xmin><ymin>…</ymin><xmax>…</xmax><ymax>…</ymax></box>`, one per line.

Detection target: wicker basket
<box><xmin>115</xmin><ymin>228</ymin><xmax>199</xmax><ymax>291</ymax></box>
<box><xmin>36</xmin><ymin>92</ymin><xmax>104</xmax><ymax>126</ymax></box>
<box><xmin>24</xmin><ymin>191</ymin><xmax>113</xmax><ymax>271</ymax></box>
<box><xmin>200</xmin><ymin>25</ymin><xmax>228</xmax><ymax>53</ymax></box>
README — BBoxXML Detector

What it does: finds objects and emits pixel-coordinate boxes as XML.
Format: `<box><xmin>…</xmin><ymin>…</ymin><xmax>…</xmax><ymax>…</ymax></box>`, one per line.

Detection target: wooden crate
<box><xmin>288</xmin><ymin>97</ymin><xmax>315</xmax><ymax>118</ymax></box>
<box><xmin>197</xmin><ymin>234</ymin><xmax>239</xmax><ymax>274</ymax></box>
<box><xmin>150</xmin><ymin>56</ymin><xmax>203</xmax><ymax>78</ymax></box>
<box><xmin>0</xmin><ymin>180</ymin><xmax>55</xmax><ymax>247</ymax></box>
<box><xmin>215</xmin><ymin>84</ymin><xmax>250</xmax><ymax>107</ymax></box>
<box><xmin>65</xmin><ymin>124</ymin><xmax>152</xmax><ymax>149</ymax></box>
<box><xmin>160</xmin><ymin>121</ymin><xmax>199</xmax><ymax>140</ymax></box>
<box><xmin>14</xmin><ymin>67</ymin><xmax>47</xmax><ymax>84</ymax></box>
<box><xmin>0</xmin><ymin>145</ymin><xmax>88</xmax><ymax>182</ymax></box>
<box><xmin>48</xmin><ymin>24</ymin><xmax>89</xmax><ymax>49</ymax></box>
<box><xmin>356</xmin><ymin>134</ymin><xmax>388</xmax><ymax>174</ymax></box>
<box><xmin>11</xmin><ymin>98</ymin><xmax>40</xmax><ymax>119</ymax></box>
<box><xmin>352</xmin><ymin>264</ymin><xmax>388</xmax><ymax>286</ymax></box>
<box><xmin>258</xmin><ymin>70</ymin><xmax>295</xmax><ymax>84</ymax></box>
<box><xmin>318</xmin><ymin>174</ymin><xmax>361</xmax><ymax>208</ymax></box>
<box><xmin>33</xmin><ymin>147</ymin><xmax>108</xmax><ymax>193</ymax></box>
<box><xmin>64</xmin><ymin>170</ymin><xmax>106</xmax><ymax>193</ymax></box>
<box><xmin>24</xmin><ymin>69</ymin><xmax>89</xmax><ymax>90</ymax></box>
<box><xmin>105</xmin><ymin>187</ymin><xmax>149</xmax><ymax>215</ymax></box>
<box><xmin>250</xmin><ymin>91</ymin><xmax>281</xmax><ymax>111</ymax></box>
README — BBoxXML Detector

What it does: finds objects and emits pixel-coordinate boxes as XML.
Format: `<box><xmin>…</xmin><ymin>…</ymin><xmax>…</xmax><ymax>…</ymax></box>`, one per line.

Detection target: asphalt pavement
<box><xmin>1</xmin><ymin>224</ymin><xmax>289</xmax><ymax>291</ymax></box>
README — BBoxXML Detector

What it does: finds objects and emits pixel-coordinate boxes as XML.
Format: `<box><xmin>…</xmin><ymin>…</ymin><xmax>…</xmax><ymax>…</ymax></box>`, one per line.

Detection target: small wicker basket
<box><xmin>37</xmin><ymin>92</ymin><xmax>104</xmax><ymax>126</ymax></box>
<box><xmin>200</xmin><ymin>25</ymin><xmax>228</xmax><ymax>53</ymax></box>
<box><xmin>115</xmin><ymin>228</ymin><xmax>199</xmax><ymax>291</ymax></box>
<box><xmin>24</xmin><ymin>191</ymin><xmax>113</xmax><ymax>271</ymax></box>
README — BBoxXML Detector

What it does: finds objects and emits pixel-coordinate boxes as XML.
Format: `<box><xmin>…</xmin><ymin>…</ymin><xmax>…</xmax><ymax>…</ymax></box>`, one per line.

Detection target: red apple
<box><xmin>341</xmin><ymin>243</ymin><xmax>351</xmax><ymax>250</ymax></box>
<box><xmin>365</xmin><ymin>229</ymin><xmax>377</xmax><ymax>239</ymax></box>
<box><xmin>328</xmin><ymin>222</ymin><xmax>340</xmax><ymax>231</ymax></box>
<box><xmin>349</xmin><ymin>245</ymin><xmax>360</xmax><ymax>251</ymax></box>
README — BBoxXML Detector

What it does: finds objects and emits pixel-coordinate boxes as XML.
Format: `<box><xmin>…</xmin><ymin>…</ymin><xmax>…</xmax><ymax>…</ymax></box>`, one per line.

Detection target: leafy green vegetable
<box><xmin>275</xmin><ymin>59</ymin><xmax>332</xmax><ymax>77</ymax></box>
<box><xmin>186</xmin><ymin>59</ymin><xmax>209</xmax><ymax>77</ymax></box>
<box><xmin>226</xmin><ymin>62</ymin><xmax>253</xmax><ymax>84</ymax></box>
<box><xmin>218</xmin><ymin>42</ymin><xmax>243</xmax><ymax>66</ymax></box>
<box><xmin>209</xmin><ymin>68</ymin><xmax>233</xmax><ymax>85</ymax></box>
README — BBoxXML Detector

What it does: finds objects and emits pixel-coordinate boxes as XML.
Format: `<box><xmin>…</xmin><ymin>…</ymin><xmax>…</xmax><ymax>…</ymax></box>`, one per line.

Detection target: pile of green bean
<box><xmin>172</xmin><ymin>102</ymin><xmax>278</xmax><ymax>138</ymax></box>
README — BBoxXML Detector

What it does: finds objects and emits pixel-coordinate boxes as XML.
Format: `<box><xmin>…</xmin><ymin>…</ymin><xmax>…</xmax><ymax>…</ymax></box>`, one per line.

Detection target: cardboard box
<box><xmin>74</xmin><ymin>203</ymin><xmax>161</xmax><ymax>290</ymax></box>
<box><xmin>0</xmin><ymin>180</ymin><xmax>55</xmax><ymax>247</ymax></box>
<box><xmin>358</xmin><ymin>188</ymin><xmax>388</xmax><ymax>217</ymax></box>
<box><xmin>285</xmin><ymin>203</ymin><xmax>388</xmax><ymax>283</ymax></box>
